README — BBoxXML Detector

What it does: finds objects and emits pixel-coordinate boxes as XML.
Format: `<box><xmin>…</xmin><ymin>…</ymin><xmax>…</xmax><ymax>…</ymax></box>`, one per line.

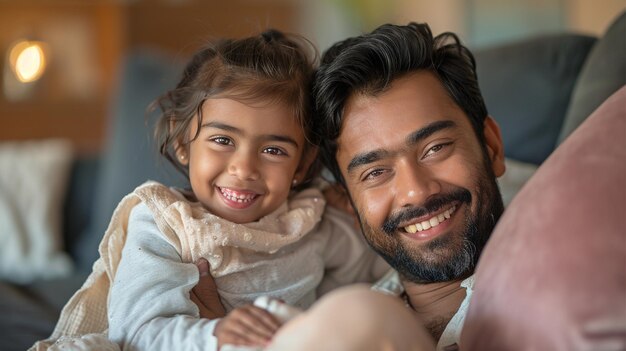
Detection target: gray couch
<box><xmin>1</xmin><ymin>12</ymin><xmax>623</xmax><ymax>351</ymax></box>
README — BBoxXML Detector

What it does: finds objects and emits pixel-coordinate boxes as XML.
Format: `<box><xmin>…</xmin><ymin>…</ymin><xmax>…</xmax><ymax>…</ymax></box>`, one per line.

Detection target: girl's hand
<box><xmin>214</xmin><ymin>304</ymin><xmax>281</xmax><ymax>349</ymax></box>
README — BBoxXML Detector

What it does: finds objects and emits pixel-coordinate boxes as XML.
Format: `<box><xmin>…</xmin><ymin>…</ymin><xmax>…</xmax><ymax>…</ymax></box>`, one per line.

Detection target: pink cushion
<box><xmin>462</xmin><ymin>86</ymin><xmax>626</xmax><ymax>350</ymax></box>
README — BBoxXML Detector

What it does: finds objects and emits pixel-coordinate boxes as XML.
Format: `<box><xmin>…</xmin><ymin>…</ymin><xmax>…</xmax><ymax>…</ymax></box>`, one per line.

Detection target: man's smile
<box><xmin>402</xmin><ymin>205</ymin><xmax>457</xmax><ymax>233</ymax></box>
<box><xmin>381</xmin><ymin>187</ymin><xmax>471</xmax><ymax>236</ymax></box>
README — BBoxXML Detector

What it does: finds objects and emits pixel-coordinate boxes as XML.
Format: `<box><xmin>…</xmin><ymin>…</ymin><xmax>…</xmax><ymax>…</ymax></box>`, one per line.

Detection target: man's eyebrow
<box><xmin>406</xmin><ymin>120</ymin><xmax>456</xmax><ymax>145</ymax></box>
<box><xmin>346</xmin><ymin>120</ymin><xmax>457</xmax><ymax>175</ymax></box>
<box><xmin>347</xmin><ymin>149</ymin><xmax>391</xmax><ymax>174</ymax></box>
<box><xmin>201</xmin><ymin>121</ymin><xmax>299</xmax><ymax>148</ymax></box>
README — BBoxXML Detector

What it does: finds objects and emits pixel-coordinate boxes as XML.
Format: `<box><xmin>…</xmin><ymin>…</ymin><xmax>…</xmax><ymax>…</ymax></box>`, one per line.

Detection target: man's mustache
<box><xmin>381</xmin><ymin>188</ymin><xmax>472</xmax><ymax>234</ymax></box>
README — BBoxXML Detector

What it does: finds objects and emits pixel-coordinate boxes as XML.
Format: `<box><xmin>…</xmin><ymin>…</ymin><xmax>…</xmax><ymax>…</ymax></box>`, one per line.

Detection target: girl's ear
<box><xmin>292</xmin><ymin>146</ymin><xmax>319</xmax><ymax>186</ymax></box>
<box><xmin>483</xmin><ymin>116</ymin><xmax>506</xmax><ymax>177</ymax></box>
<box><xmin>174</xmin><ymin>139</ymin><xmax>189</xmax><ymax>166</ymax></box>
<box><xmin>171</xmin><ymin>118</ymin><xmax>190</xmax><ymax>166</ymax></box>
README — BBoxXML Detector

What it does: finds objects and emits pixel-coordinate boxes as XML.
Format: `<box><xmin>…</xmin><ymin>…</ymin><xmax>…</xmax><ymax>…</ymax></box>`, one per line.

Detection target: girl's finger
<box><xmin>243</xmin><ymin>305</ymin><xmax>282</xmax><ymax>331</ymax></box>
<box><xmin>227</xmin><ymin>320</ymin><xmax>272</xmax><ymax>345</ymax></box>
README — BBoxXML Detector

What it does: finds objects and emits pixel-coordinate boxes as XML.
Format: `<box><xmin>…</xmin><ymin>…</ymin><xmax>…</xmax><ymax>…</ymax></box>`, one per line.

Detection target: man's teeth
<box><xmin>404</xmin><ymin>206</ymin><xmax>456</xmax><ymax>233</ymax></box>
<box><xmin>220</xmin><ymin>188</ymin><xmax>256</xmax><ymax>203</ymax></box>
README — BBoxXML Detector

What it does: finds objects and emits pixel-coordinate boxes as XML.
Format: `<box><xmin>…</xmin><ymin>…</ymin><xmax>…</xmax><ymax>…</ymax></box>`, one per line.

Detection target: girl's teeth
<box><xmin>221</xmin><ymin>188</ymin><xmax>255</xmax><ymax>202</ymax></box>
<box><xmin>403</xmin><ymin>205</ymin><xmax>456</xmax><ymax>233</ymax></box>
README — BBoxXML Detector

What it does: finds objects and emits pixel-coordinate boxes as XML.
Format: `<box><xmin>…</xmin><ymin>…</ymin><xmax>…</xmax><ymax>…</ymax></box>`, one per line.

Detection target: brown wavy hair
<box><xmin>152</xmin><ymin>29</ymin><xmax>319</xmax><ymax>186</ymax></box>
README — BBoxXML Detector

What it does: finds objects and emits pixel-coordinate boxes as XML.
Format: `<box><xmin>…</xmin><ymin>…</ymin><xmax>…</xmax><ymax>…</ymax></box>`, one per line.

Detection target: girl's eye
<box><xmin>210</xmin><ymin>137</ymin><xmax>233</xmax><ymax>146</ymax></box>
<box><xmin>263</xmin><ymin>147</ymin><xmax>287</xmax><ymax>156</ymax></box>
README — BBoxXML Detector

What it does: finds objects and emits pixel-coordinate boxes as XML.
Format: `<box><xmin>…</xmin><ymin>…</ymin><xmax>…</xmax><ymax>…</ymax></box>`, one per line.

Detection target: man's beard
<box><xmin>358</xmin><ymin>160</ymin><xmax>504</xmax><ymax>284</ymax></box>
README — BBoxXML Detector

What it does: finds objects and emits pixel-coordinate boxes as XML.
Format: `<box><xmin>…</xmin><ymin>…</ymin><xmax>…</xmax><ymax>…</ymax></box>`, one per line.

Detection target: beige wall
<box><xmin>566</xmin><ymin>0</ymin><xmax>626</xmax><ymax>35</ymax></box>
<box><xmin>395</xmin><ymin>0</ymin><xmax>625</xmax><ymax>35</ymax></box>
<box><xmin>1</xmin><ymin>0</ymin><xmax>623</xmax><ymax>152</ymax></box>
<box><xmin>0</xmin><ymin>1</ymin><xmax>297</xmax><ymax>154</ymax></box>
<box><xmin>391</xmin><ymin>0</ymin><xmax>466</xmax><ymax>37</ymax></box>
<box><xmin>300</xmin><ymin>0</ymin><xmax>623</xmax><ymax>52</ymax></box>
<box><xmin>0</xmin><ymin>2</ymin><xmax>124</xmax><ymax>154</ymax></box>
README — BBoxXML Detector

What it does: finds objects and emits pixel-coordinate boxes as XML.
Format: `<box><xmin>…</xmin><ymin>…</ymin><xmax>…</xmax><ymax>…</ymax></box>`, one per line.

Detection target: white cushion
<box><xmin>0</xmin><ymin>139</ymin><xmax>74</xmax><ymax>283</ymax></box>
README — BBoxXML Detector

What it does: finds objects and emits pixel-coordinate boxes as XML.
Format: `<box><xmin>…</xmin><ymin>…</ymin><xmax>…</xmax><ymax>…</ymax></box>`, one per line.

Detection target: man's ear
<box><xmin>293</xmin><ymin>146</ymin><xmax>319</xmax><ymax>186</ymax></box>
<box><xmin>484</xmin><ymin>116</ymin><xmax>506</xmax><ymax>177</ymax></box>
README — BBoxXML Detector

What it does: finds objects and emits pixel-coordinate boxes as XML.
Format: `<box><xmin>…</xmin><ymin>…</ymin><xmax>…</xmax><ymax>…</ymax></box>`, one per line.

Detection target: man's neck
<box><xmin>401</xmin><ymin>278</ymin><xmax>467</xmax><ymax>341</ymax></box>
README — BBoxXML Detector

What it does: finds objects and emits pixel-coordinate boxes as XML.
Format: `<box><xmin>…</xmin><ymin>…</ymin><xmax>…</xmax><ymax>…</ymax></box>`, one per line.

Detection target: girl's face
<box><xmin>179</xmin><ymin>97</ymin><xmax>310</xmax><ymax>224</ymax></box>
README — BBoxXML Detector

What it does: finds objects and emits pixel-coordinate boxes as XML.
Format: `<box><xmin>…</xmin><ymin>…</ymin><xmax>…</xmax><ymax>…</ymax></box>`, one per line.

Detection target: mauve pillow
<box><xmin>461</xmin><ymin>87</ymin><xmax>626</xmax><ymax>350</ymax></box>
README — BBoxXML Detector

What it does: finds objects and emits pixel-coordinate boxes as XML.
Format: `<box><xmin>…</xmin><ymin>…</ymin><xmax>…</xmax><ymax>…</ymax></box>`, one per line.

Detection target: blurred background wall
<box><xmin>0</xmin><ymin>0</ymin><xmax>623</xmax><ymax>155</ymax></box>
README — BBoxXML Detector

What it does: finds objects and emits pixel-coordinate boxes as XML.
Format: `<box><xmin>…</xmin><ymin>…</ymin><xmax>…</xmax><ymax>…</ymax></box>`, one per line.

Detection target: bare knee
<box><xmin>268</xmin><ymin>285</ymin><xmax>435</xmax><ymax>351</ymax></box>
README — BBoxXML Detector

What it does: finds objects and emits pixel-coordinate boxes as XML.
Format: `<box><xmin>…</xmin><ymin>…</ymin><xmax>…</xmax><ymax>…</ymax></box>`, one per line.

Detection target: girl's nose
<box><xmin>228</xmin><ymin>152</ymin><xmax>260</xmax><ymax>181</ymax></box>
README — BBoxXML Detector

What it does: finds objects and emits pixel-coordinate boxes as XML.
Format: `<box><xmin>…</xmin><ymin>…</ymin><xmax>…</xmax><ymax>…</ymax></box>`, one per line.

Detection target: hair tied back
<box><xmin>261</xmin><ymin>29</ymin><xmax>283</xmax><ymax>43</ymax></box>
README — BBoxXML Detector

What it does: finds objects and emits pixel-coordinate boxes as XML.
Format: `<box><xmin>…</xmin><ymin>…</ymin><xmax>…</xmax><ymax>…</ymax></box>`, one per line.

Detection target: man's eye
<box><xmin>364</xmin><ymin>169</ymin><xmax>385</xmax><ymax>180</ymax></box>
<box><xmin>424</xmin><ymin>142</ymin><xmax>451</xmax><ymax>157</ymax></box>
<box><xmin>210</xmin><ymin>137</ymin><xmax>233</xmax><ymax>146</ymax></box>
<box><xmin>263</xmin><ymin>147</ymin><xmax>286</xmax><ymax>156</ymax></box>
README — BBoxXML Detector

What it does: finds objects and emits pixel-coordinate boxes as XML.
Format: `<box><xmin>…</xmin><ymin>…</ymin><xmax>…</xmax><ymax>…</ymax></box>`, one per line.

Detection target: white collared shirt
<box><xmin>372</xmin><ymin>269</ymin><xmax>475</xmax><ymax>350</ymax></box>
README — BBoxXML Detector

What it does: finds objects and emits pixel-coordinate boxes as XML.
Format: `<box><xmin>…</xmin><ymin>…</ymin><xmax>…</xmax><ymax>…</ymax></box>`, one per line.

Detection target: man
<box><xmin>194</xmin><ymin>22</ymin><xmax>506</xmax><ymax>350</ymax></box>
<box><xmin>306</xmin><ymin>21</ymin><xmax>505</xmax><ymax>346</ymax></box>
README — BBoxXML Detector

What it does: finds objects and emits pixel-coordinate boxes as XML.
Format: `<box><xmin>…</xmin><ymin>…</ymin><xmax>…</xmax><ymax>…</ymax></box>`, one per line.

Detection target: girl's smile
<box><xmin>178</xmin><ymin>97</ymin><xmax>311</xmax><ymax>224</ymax></box>
<box><xmin>217</xmin><ymin>186</ymin><xmax>261</xmax><ymax>210</ymax></box>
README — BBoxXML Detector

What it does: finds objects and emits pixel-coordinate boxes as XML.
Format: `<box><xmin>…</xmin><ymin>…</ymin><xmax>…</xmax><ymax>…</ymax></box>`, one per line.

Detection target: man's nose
<box><xmin>228</xmin><ymin>151</ymin><xmax>260</xmax><ymax>181</ymax></box>
<box><xmin>394</xmin><ymin>160</ymin><xmax>440</xmax><ymax>207</ymax></box>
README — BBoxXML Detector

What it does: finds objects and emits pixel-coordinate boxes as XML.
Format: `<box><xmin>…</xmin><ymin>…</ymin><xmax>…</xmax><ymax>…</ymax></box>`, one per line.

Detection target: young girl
<box><xmin>32</xmin><ymin>29</ymin><xmax>387</xmax><ymax>351</ymax></box>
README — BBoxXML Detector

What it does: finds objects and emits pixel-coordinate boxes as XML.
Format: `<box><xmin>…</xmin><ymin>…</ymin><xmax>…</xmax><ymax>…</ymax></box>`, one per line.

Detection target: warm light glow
<box><xmin>9</xmin><ymin>41</ymin><xmax>47</xmax><ymax>83</ymax></box>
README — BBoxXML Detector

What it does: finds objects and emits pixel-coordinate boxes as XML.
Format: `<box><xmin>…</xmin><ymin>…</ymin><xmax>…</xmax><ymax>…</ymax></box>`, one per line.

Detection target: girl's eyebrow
<box><xmin>201</xmin><ymin>121</ymin><xmax>299</xmax><ymax>148</ymax></box>
<box><xmin>260</xmin><ymin>135</ymin><xmax>299</xmax><ymax>148</ymax></box>
<box><xmin>201</xmin><ymin>121</ymin><xmax>240</xmax><ymax>133</ymax></box>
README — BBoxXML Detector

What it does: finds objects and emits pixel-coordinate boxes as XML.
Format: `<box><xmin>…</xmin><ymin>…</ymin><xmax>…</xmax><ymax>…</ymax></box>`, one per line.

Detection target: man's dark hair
<box><xmin>312</xmin><ymin>22</ymin><xmax>488</xmax><ymax>185</ymax></box>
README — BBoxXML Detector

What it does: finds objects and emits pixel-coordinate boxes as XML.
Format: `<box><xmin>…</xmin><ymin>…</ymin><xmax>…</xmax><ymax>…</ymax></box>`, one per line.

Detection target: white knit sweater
<box><xmin>32</xmin><ymin>181</ymin><xmax>388</xmax><ymax>351</ymax></box>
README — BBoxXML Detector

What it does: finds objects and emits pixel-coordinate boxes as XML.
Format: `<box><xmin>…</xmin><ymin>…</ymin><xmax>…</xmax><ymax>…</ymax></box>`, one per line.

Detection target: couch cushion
<box><xmin>474</xmin><ymin>33</ymin><xmax>596</xmax><ymax>165</ymax></box>
<box><xmin>0</xmin><ymin>281</ymin><xmax>58</xmax><ymax>351</ymax></box>
<box><xmin>461</xmin><ymin>87</ymin><xmax>626</xmax><ymax>350</ymax></box>
<box><xmin>497</xmin><ymin>158</ymin><xmax>538</xmax><ymax>207</ymax></box>
<box><xmin>74</xmin><ymin>50</ymin><xmax>186</xmax><ymax>270</ymax></box>
<box><xmin>558</xmin><ymin>11</ymin><xmax>626</xmax><ymax>143</ymax></box>
<box><xmin>63</xmin><ymin>156</ymin><xmax>100</xmax><ymax>263</ymax></box>
<box><xmin>0</xmin><ymin>139</ymin><xmax>74</xmax><ymax>283</ymax></box>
